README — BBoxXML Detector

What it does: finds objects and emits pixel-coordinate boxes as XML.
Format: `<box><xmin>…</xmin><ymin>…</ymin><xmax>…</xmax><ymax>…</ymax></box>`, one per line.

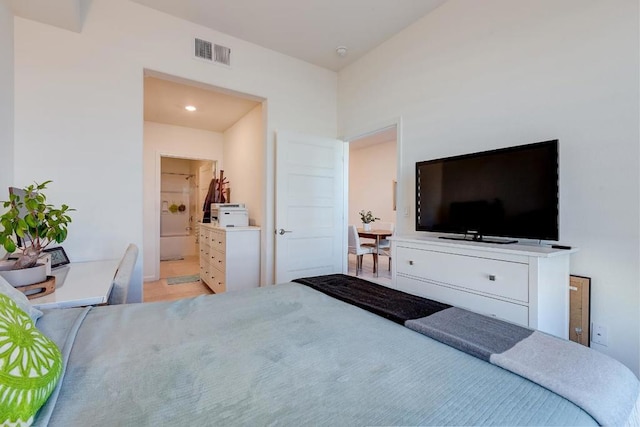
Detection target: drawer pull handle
<box><xmin>488</xmin><ymin>274</ymin><xmax>496</xmax><ymax>281</ymax></box>
<box><xmin>408</xmin><ymin>260</ymin><xmax>414</xmax><ymax>266</ymax></box>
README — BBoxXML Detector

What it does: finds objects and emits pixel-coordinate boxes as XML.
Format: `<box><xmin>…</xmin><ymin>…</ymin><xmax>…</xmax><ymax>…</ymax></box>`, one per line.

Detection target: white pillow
<box><xmin>0</xmin><ymin>274</ymin><xmax>43</xmax><ymax>322</ymax></box>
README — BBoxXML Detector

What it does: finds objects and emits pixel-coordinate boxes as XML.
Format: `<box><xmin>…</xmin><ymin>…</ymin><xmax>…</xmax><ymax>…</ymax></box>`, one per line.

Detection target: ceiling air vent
<box><xmin>214</xmin><ymin>44</ymin><xmax>231</xmax><ymax>66</ymax></box>
<box><xmin>194</xmin><ymin>38</ymin><xmax>231</xmax><ymax>67</ymax></box>
<box><xmin>194</xmin><ymin>38</ymin><xmax>213</xmax><ymax>61</ymax></box>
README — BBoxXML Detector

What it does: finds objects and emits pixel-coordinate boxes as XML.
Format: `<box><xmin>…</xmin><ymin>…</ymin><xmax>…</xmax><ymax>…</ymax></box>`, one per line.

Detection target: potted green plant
<box><xmin>359</xmin><ymin>210</ymin><xmax>380</xmax><ymax>231</ymax></box>
<box><xmin>0</xmin><ymin>181</ymin><xmax>74</xmax><ymax>287</ymax></box>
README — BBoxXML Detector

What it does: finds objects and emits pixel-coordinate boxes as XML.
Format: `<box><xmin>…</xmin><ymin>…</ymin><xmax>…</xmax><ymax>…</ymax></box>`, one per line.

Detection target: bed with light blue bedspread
<box><xmin>34</xmin><ymin>283</ymin><xmax>601</xmax><ymax>426</ymax></box>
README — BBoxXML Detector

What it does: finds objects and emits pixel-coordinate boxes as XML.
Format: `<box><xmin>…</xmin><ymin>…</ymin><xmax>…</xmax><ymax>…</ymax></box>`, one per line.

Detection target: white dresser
<box><xmin>199</xmin><ymin>224</ymin><xmax>260</xmax><ymax>294</ymax></box>
<box><xmin>391</xmin><ymin>236</ymin><xmax>576</xmax><ymax>339</ymax></box>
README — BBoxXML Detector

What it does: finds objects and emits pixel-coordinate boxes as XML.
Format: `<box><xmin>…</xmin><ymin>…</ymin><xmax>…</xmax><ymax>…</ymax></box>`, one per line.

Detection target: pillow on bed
<box><xmin>0</xmin><ymin>293</ymin><xmax>62</xmax><ymax>426</ymax></box>
<box><xmin>0</xmin><ymin>275</ymin><xmax>43</xmax><ymax>322</ymax></box>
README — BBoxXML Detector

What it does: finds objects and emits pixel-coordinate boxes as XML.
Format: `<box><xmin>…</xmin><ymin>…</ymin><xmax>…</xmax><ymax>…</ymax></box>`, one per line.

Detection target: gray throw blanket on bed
<box><xmin>295</xmin><ymin>274</ymin><xmax>640</xmax><ymax>427</ymax></box>
<box><xmin>407</xmin><ymin>308</ymin><xmax>640</xmax><ymax>427</ymax></box>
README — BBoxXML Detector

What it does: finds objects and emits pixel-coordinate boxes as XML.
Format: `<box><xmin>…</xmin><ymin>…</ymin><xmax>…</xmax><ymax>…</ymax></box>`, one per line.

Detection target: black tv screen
<box><xmin>416</xmin><ymin>140</ymin><xmax>558</xmax><ymax>242</ymax></box>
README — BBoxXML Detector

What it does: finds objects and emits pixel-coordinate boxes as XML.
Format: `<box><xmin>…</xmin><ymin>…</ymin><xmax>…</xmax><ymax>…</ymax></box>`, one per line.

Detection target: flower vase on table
<box><xmin>358</xmin><ymin>210</ymin><xmax>379</xmax><ymax>233</ymax></box>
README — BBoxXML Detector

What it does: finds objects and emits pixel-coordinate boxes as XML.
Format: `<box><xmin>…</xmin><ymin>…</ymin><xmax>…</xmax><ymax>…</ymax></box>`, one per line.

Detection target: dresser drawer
<box><xmin>396</xmin><ymin>246</ymin><xmax>529</xmax><ymax>303</ymax></box>
<box><xmin>200</xmin><ymin>227</ymin><xmax>211</xmax><ymax>245</ymax></box>
<box><xmin>396</xmin><ymin>275</ymin><xmax>529</xmax><ymax>326</ymax></box>
<box><xmin>209</xmin><ymin>230</ymin><xmax>226</xmax><ymax>252</ymax></box>
<box><xmin>208</xmin><ymin>269</ymin><xmax>225</xmax><ymax>294</ymax></box>
<box><xmin>199</xmin><ymin>245</ymin><xmax>210</xmax><ymax>260</ymax></box>
<box><xmin>199</xmin><ymin>264</ymin><xmax>211</xmax><ymax>285</ymax></box>
<box><xmin>208</xmin><ymin>249</ymin><xmax>226</xmax><ymax>272</ymax></box>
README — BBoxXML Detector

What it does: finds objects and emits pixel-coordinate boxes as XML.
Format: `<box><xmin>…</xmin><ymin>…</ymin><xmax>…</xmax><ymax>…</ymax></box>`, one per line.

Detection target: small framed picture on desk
<box><xmin>43</xmin><ymin>247</ymin><xmax>70</xmax><ymax>269</ymax></box>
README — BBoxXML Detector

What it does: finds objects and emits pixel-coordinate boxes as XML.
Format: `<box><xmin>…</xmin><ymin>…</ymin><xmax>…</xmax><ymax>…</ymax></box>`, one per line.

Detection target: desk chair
<box><xmin>348</xmin><ymin>225</ymin><xmax>374</xmax><ymax>276</ymax></box>
<box><xmin>108</xmin><ymin>244</ymin><xmax>139</xmax><ymax>305</ymax></box>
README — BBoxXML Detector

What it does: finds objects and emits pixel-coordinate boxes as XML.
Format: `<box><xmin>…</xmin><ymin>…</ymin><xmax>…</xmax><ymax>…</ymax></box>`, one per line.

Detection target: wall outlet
<box><xmin>403</xmin><ymin>207</ymin><xmax>409</xmax><ymax>217</ymax></box>
<box><xmin>592</xmin><ymin>323</ymin><xmax>608</xmax><ymax>346</ymax></box>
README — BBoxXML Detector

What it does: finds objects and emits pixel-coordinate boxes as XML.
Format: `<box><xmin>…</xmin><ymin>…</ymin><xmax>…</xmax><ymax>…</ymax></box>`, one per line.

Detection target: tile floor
<box><xmin>143</xmin><ymin>255</ymin><xmax>212</xmax><ymax>303</ymax></box>
<box><xmin>144</xmin><ymin>252</ymin><xmax>393</xmax><ymax>303</ymax></box>
<box><xmin>346</xmin><ymin>253</ymin><xmax>392</xmax><ymax>287</ymax></box>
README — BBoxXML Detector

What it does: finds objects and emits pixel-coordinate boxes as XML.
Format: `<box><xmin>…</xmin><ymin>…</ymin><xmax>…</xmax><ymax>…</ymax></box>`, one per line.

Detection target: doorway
<box><xmin>159</xmin><ymin>156</ymin><xmax>214</xmax><ymax>261</ymax></box>
<box><xmin>142</xmin><ymin>70</ymin><xmax>266</xmax><ymax>292</ymax></box>
<box><xmin>144</xmin><ymin>155</ymin><xmax>215</xmax><ymax>303</ymax></box>
<box><xmin>346</xmin><ymin>124</ymin><xmax>398</xmax><ymax>286</ymax></box>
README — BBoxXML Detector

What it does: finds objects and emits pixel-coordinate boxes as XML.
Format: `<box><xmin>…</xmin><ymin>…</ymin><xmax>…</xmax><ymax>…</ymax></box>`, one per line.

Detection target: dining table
<box><xmin>357</xmin><ymin>228</ymin><xmax>393</xmax><ymax>277</ymax></box>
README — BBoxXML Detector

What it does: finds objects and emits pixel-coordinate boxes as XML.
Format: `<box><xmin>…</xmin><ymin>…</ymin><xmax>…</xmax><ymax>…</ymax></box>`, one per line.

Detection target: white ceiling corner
<box><xmin>11</xmin><ymin>0</ymin><xmax>89</xmax><ymax>33</ymax></box>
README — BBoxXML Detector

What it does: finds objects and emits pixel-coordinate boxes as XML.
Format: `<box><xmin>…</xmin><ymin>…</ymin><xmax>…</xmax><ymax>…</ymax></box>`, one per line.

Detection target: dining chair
<box><xmin>108</xmin><ymin>243</ymin><xmax>139</xmax><ymax>305</ymax></box>
<box><xmin>376</xmin><ymin>222</ymin><xmax>395</xmax><ymax>271</ymax></box>
<box><xmin>348</xmin><ymin>225</ymin><xmax>374</xmax><ymax>276</ymax></box>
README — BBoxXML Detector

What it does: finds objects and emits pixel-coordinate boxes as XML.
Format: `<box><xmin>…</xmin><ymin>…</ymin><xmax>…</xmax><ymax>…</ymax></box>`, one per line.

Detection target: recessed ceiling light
<box><xmin>185</xmin><ymin>105</ymin><xmax>197</xmax><ymax>112</ymax></box>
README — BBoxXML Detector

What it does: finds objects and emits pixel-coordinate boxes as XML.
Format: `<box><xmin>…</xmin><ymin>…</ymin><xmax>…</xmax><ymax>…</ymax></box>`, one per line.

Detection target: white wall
<box><xmin>14</xmin><ymin>0</ymin><xmax>337</xmax><ymax>294</ymax></box>
<box><xmin>223</xmin><ymin>104</ymin><xmax>264</xmax><ymax>227</ymax></box>
<box><xmin>339</xmin><ymin>0</ymin><xmax>640</xmax><ymax>375</ymax></box>
<box><xmin>0</xmin><ymin>0</ymin><xmax>13</xmax><ymax>202</ymax></box>
<box><xmin>349</xmin><ymin>141</ymin><xmax>397</xmax><ymax>227</ymax></box>
<box><xmin>144</xmin><ymin>121</ymin><xmax>224</xmax><ymax>280</ymax></box>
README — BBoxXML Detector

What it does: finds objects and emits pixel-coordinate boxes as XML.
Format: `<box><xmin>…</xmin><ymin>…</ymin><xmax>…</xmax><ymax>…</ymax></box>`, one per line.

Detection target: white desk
<box><xmin>30</xmin><ymin>259</ymin><xmax>119</xmax><ymax>310</ymax></box>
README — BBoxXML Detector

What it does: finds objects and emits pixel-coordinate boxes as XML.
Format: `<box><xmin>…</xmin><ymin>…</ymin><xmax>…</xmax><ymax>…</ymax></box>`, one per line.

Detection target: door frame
<box><xmin>340</xmin><ymin>117</ymin><xmax>403</xmax><ymax>273</ymax></box>
<box><xmin>142</xmin><ymin>69</ymin><xmax>268</xmax><ymax>284</ymax></box>
<box><xmin>151</xmin><ymin>152</ymin><xmax>217</xmax><ymax>281</ymax></box>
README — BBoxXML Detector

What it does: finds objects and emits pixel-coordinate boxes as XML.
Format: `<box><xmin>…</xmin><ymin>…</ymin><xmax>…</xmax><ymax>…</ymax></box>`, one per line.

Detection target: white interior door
<box><xmin>275</xmin><ymin>130</ymin><xmax>345</xmax><ymax>282</ymax></box>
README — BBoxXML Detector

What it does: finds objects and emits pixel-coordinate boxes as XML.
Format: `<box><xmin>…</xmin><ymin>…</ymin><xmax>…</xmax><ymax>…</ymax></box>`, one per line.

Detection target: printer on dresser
<box><xmin>210</xmin><ymin>203</ymin><xmax>249</xmax><ymax>227</ymax></box>
<box><xmin>199</xmin><ymin>223</ymin><xmax>260</xmax><ymax>294</ymax></box>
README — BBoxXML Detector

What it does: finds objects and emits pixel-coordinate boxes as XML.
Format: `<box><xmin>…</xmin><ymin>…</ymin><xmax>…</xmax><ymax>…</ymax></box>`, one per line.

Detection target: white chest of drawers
<box><xmin>199</xmin><ymin>224</ymin><xmax>260</xmax><ymax>294</ymax></box>
<box><xmin>391</xmin><ymin>236</ymin><xmax>576</xmax><ymax>339</ymax></box>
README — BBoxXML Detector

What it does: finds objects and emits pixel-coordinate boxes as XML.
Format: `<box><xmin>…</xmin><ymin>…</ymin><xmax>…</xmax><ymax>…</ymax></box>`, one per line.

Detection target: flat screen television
<box><xmin>416</xmin><ymin>140</ymin><xmax>558</xmax><ymax>243</ymax></box>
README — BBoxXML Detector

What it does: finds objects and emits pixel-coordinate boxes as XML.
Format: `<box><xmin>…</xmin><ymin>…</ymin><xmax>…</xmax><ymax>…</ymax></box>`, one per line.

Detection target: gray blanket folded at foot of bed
<box><xmin>293</xmin><ymin>274</ymin><xmax>640</xmax><ymax>427</ymax></box>
<box><xmin>406</xmin><ymin>307</ymin><xmax>640</xmax><ymax>427</ymax></box>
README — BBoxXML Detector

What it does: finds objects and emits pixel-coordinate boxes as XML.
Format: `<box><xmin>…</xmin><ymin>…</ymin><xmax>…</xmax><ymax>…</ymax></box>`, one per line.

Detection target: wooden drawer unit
<box><xmin>199</xmin><ymin>226</ymin><xmax>209</xmax><ymax>246</ymax></box>
<box><xmin>209</xmin><ymin>229</ymin><xmax>226</xmax><ymax>252</ymax></box>
<box><xmin>396</xmin><ymin>246</ymin><xmax>529</xmax><ymax>303</ymax></box>
<box><xmin>209</xmin><ymin>249</ymin><xmax>225</xmax><ymax>272</ymax></box>
<box><xmin>391</xmin><ymin>236</ymin><xmax>576</xmax><ymax>339</ymax></box>
<box><xmin>198</xmin><ymin>224</ymin><xmax>260</xmax><ymax>294</ymax></box>
<box><xmin>208</xmin><ymin>267</ymin><xmax>225</xmax><ymax>294</ymax></box>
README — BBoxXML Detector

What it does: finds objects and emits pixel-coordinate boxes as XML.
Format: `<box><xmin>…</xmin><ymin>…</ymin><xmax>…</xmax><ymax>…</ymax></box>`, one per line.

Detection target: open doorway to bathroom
<box><xmin>145</xmin><ymin>156</ymin><xmax>216</xmax><ymax>303</ymax></box>
<box><xmin>159</xmin><ymin>156</ymin><xmax>214</xmax><ymax>262</ymax></box>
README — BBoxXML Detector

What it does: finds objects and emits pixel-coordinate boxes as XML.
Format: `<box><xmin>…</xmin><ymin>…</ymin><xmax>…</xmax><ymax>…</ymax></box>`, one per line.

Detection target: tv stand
<box><xmin>439</xmin><ymin>235</ymin><xmax>517</xmax><ymax>245</ymax></box>
<box><xmin>390</xmin><ymin>236</ymin><xmax>577</xmax><ymax>339</ymax></box>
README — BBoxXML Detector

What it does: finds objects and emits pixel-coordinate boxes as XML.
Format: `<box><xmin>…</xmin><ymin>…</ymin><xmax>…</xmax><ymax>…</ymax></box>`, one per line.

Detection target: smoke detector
<box><xmin>336</xmin><ymin>46</ymin><xmax>348</xmax><ymax>57</ymax></box>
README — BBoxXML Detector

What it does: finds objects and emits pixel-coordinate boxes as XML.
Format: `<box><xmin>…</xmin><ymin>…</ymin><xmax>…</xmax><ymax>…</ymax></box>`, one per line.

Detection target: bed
<box><xmin>12</xmin><ymin>275</ymin><xmax>640</xmax><ymax>425</ymax></box>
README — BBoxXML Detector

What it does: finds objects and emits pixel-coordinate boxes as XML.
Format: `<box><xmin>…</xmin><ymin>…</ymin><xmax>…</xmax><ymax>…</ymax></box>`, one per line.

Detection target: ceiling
<box><xmin>10</xmin><ymin>0</ymin><xmax>88</xmax><ymax>32</ymax></box>
<box><xmin>132</xmin><ymin>0</ymin><xmax>445</xmax><ymax>130</ymax></box>
<box><xmin>144</xmin><ymin>76</ymin><xmax>261</xmax><ymax>132</ymax></box>
<box><xmin>13</xmin><ymin>0</ymin><xmax>445</xmax><ymax>130</ymax></box>
<box><xmin>130</xmin><ymin>0</ymin><xmax>447</xmax><ymax>71</ymax></box>
<box><xmin>12</xmin><ymin>1</ymin><xmax>446</xmax><ymax>71</ymax></box>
